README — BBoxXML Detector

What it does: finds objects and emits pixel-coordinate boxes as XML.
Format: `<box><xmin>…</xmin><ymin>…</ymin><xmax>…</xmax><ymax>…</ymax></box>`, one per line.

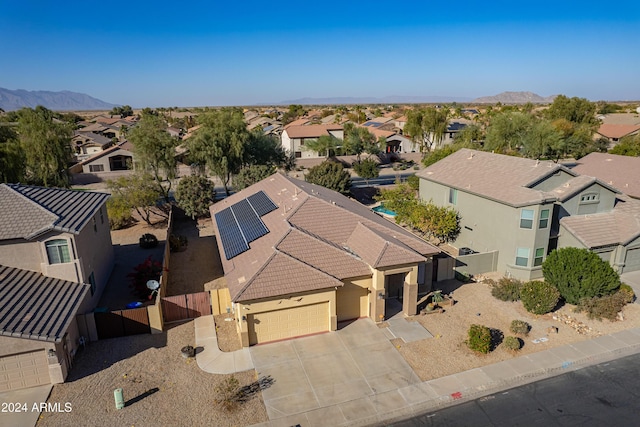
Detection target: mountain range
<box><xmin>0</xmin><ymin>88</ymin><xmax>118</xmax><ymax>111</ymax></box>
<box><xmin>277</xmin><ymin>95</ymin><xmax>473</xmax><ymax>105</ymax></box>
<box><xmin>472</xmin><ymin>91</ymin><xmax>557</xmax><ymax>104</ymax></box>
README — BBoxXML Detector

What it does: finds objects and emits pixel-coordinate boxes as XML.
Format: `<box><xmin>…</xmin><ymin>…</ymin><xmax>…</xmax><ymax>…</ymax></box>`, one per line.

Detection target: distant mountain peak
<box><xmin>0</xmin><ymin>87</ymin><xmax>118</xmax><ymax>111</ymax></box>
<box><xmin>274</xmin><ymin>95</ymin><xmax>472</xmax><ymax>106</ymax></box>
<box><xmin>472</xmin><ymin>91</ymin><xmax>557</xmax><ymax>104</ymax></box>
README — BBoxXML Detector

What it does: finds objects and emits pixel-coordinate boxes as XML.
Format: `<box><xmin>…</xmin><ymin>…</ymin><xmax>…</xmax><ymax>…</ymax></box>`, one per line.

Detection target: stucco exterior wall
<box><xmin>81</xmin><ymin>149</ymin><xmax>133</xmax><ymax>173</ymax></box>
<box><xmin>530</xmin><ymin>169</ymin><xmax>573</xmax><ymax>191</ymax></box>
<box><xmin>0</xmin><ymin>239</ymin><xmax>42</xmax><ymax>272</ymax></box>
<box><xmin>559</xmin><ymin>183</ymin><xmax>617</xmax><ymax>217</ymax></box>
<box><xmin>419</xmin><ymin>179</ymin><xmax>552</xmax><ymax>280</ymax></box>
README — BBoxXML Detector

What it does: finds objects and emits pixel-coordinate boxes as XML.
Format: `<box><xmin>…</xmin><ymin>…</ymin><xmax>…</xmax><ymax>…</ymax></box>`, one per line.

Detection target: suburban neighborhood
<box><xmin>2</xmin><ymin>97</ymin><xmax>640</xmax><ymax>426</ymax></box>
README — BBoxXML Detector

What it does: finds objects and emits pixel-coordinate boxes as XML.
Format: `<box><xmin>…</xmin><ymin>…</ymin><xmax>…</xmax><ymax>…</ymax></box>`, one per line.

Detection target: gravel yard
<box><xmin>37</xmin><ymin>322</ymin><xmax>267</xmax><ymax>427</ymax></box>
<box><xmin>398</xmin><ymin>278</ymin><xmax>640</xmax><ymax>381</ymax></box>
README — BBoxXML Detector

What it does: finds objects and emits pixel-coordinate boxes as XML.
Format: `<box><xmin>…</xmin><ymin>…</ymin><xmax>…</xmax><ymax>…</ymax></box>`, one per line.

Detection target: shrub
<box><xmin>490</xmin><ymin>277</ymin><xmax>523</xmax><ymax>301</ymax></box>
<box><xmin>213</xmin><ymin>375</ymin><xmax>240</xmax><ymax>412</ymax></box>
<box><xmin>139</xmin><ymin>233</ymin><xmax>158</xmax><ymax>249</ymax></box>
<box><xmin>353</xmin><ymin>158</ymin><xmax>379</xmax><ymax>180</ymax></box>
<box><xmin>542</xmin><ymin>247</ymin><xmax>621</xmax><ymax>305</ymax></box>
<box><xmin>305</xmin><ymin>161</ymin><xmax>351</xmax><ymax>194</ymax></box>
<box><xmin>577</xmin><ymin>292</ymin><xmax>628</xmax><ymax>321</ymax></box>
<box><xmin>503</xmin><ymin>336</ymin><xmax>522</xmax><ymax>351</ymax></box>
<box><xmin>510</xmin><ymin>320</ymin><xmax>531</xmax><ymax>336</ymax></box>
<box><xmin>466</xmin><ymin>324</ymin><xmax>492</xmax><ymax>354</ymax></box>
<box><xmin>176</xmin><ymin>175</ymin><xmax>216</xmax><ymax>219</ymax></box>
<box><xmin>106</xmin><ymin>195</ymin><xmax>133</xmax><ymax>230</ymax></box>
<box><xmin>520</xmin><ymin>281</ymin><xmax>560</xmax><ymax>315</ymax></box>
<box><xmin>406</xmin><ymin>174</ymin><xmax>420</xmax><ymax>191</ymax></box>
<box><xmin>619</xmin><ymin>284</ymin><xmax>635</xmax><ymax>304</ymax></box>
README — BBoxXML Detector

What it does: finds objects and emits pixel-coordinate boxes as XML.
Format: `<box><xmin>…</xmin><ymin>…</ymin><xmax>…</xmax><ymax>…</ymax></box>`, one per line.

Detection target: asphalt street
<box><xmin>394</xmin><ymin>353</ymin><xmax>640</xmax><ymax>427</ymax></box>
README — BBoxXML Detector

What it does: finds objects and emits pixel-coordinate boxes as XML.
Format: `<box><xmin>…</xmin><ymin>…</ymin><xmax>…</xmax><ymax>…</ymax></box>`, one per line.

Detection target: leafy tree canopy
<box><xmin>175</xmin><ymin>175</ymin><xmax>216</xmax><ymax>219</ymax></box>
<box><xmin>234</xmin><ymin>165</ymin><xmax>276</xmax><ymax>191</ymax></box>
<box><xmin>545</xmin><ymin>95</ymin><xmax>598</xmax><ymax>126</ymax></box>
<box><xmin>542</xmin><ymin>247</ymin><xmax>621</xmax><ymax>305</ymax></box>
<box><xmin>243</xmin><ymin>130</ymin><xmax>287</xmax><ymax>167</ymax></box>
<box><xmin>303</xmin><ymin>134</ymin><xmax>340</xmax><ymax>158</ymax></box>
<box><xmin>404</xmin><ymin>107</ymin><xmax>449</xmax><ymax>152</ymax></box>
<box><xmin>305</xmin><ymin>161</ymin><xmax>351</xmax><ymax>194</ymax></box>
<box><xmin>353</xmin><ymin>158</ymin><xmax>379</xmax><ymax>180</ymax></box>
<box><xmin>107</xmin><ymin>172</ymin><xmax>165</xmax><ymax>226</ymax></box>
<box><xmin>610</xmin><ymin>134</ymin><xmax>640</xmax><ymax>156</ymax></box>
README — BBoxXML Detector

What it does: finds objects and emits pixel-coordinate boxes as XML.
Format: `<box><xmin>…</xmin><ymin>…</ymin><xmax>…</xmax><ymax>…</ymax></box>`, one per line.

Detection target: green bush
<box><xmin>542</xmin><ymin>247</ymin><xmax>621</xmax><ymax>305</ymax></box>
<box><xmin>466</xmin><ymin>324</ymin><xmax>492</xmax><ymax>354</ymax></box>
<box><xmin>176</xmin><ymin>175</ymin><xmax>216</xmax><ymax>219</ymax></box>
<box><xmin>619</xmin><ymin>284</ymin><xmax>635</xmax><ymax>304</ymax></box>
<box><xmin>510</xmin><ymin>320</ymin><xmax>531</xmax><ymax>336</ymax></box>
<box><xmin>577</xmin><ymin>292</ymin><xmax>628</xmax><ymax>321</ymax></box>
<box><xmin>490</xmin><ymin>277</ymin><xmax>523</xmax><ymax>301</ymax></box>
<box><xmin>406</xmin><ymin>174</ymin><xmax>420</xmax><ymax>191</ymax></box>
<box><xmin>353</xmin><ymin>158</ymin><xmax>379</xmax><ymax>180</ymax></box>
<box><xmin>520</xmin><ymin>281</ymin><xmax>560</xmax><ymax>315</ymax></box>
<box><xmin>306</xmin><ymin>161</ymin><xmax>351</xmax><ymax>194</ymax></box>
<box><xmin>106</xmin><ymin>195</ymin><xmax>133</xmax><ymax>230</ymax></box>
<box><xmin>503</xmin><ymin>336</ymin><xmax>522</xmax><ymax>351</ymax></box>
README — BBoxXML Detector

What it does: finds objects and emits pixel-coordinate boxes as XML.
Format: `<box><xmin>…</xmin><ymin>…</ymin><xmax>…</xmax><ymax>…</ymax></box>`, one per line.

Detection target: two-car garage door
<box><xmin>0</xmin><ymin>350</ymin><xmax>51</xmax><ymax>392</ymax></box>
<box><xmin>248</xmin><ymin>302</ymin><xmax>329</xmax><ymax>345</ymax></box>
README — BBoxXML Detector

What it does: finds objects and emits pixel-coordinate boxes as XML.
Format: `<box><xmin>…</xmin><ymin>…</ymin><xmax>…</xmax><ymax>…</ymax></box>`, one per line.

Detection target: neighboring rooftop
<box><xmin>416</xmin><ymin>149</ymin><xmax>563</xmax><ymax>207</ymax></box>
<box><xmin>0</xmin><ymin>184</ymin><xmax>110</xmax><ymax>240</ymax></box>
<box><xmin>210</xmin><ymin>173</ymin><xmax>438</xmax><ymax>302</ymax></box>
<box><xmin>283</xmin><ymin>124</ymin><xmax>343</xmax><ymax>138</ymax></box>
<box><xmin>596</xmin><ymin>123</ymin><xmax>640</xmax><ymax>139</ymax></box>
<box><xmin>571</xmin><ymin>152</ymin><xmax>640</xmax><ymax>199</ymax></box>
<box><xmin>0</xmin><ymin>265</ymin><xmax>89</xmax><ymax>342</ymax></box>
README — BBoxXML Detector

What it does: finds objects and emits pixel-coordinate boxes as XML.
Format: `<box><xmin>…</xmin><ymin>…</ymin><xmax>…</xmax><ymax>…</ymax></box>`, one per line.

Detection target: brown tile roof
<box><xmin>359</xmin><ymin>125</ymin><xmax>395</xmax><ymax>139</ymax></box>
<box><xmin>561</xmin><ymin>195</ymin><xmax>640</xmax><ymax>248</ymax></box>
<box><xmin>284</xmin><ymin>124</ymin><xmax>343</xmax><ymax>138</ymax></box>
<box><xmin>0</xmin><ymin>184</ymin><xmax>109</xmax><ymax>240</ymax></box>
<box><xmin>210</xmin><ymin>173</ymin><xmax>438</xmax><ymax>302</ymax></box>
<box><xmin>596</xmin><ymin>124</ymin><xmax>640</xmax><ymax>139</ymax></box>
<box><xmin>598</xmin><ymin>113</ymin><xmax>640</xmax><ymax>125</ymax></box>
<box><xmin>346</xmin><ymin>223</ymin><xmax>426</xmax><ymax>268</ymax></box>
<box><xmin>417</xmin><ymin>149</ymin><xmax>563</xmax><ymax>207</ymax></box>
<box><xmin>76</xmin><ymin>141</ymin><xmax>134</xmax><ymax>166</ymax></box>
<box><xmin>283</xmin><ymin>118</ymin><xmax>311</xmax><ymax>129</ymax></box>
<box><xmin>0</xmin><ymin>265</ymin><xmax>89</xmax><ymax>342</ymax></box>
<box><xmin>234</xmin><ymin>252</ymin><xmax>342</xmax><ymax>301</ymax></box>
<box><xmin>571</xmin><ymin>153</ymin><xmax>640</xmax><ymax>199</ymax></box>
<box><xmin>276</xmin><ymin>228</ymin><xmax>371</xmax><ymax>279</ymax></box>
<box><xmin>548</xmin><ymin>175</ymin><xmax>600</xmax><ymax>202</ymax></box>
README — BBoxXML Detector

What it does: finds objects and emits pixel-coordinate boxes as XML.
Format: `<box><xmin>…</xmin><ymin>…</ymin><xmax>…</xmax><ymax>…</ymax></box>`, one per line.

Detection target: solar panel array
<box><xmin>215</xmin><ymin>191</ymin><xmax>278</xmax><ymax>260</ymax></box>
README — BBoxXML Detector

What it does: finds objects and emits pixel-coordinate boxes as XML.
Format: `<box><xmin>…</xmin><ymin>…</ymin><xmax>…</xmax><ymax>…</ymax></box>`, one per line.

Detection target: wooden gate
<box><xmin>161</xmin><ymin>291</ymin><xmax>212</xmax><ymax>323</ymax></box>
<box><xmin>94</xmin><ymin>307</ymin><xmax>150</xmax><ymax>339</ymax></box>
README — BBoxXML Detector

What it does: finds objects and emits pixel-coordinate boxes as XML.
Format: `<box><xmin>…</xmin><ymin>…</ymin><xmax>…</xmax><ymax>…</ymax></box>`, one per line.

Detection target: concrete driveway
<box><xmin>0</xmin><ymin>384</ymin><xmax>53</xmax><ymax>427</ymax></box>
<box><xmin>621</xmin><ymin>270</ymin><xmax>640</xmax><ymax>303</ymax></box>
<box><xmin>249</xmin><ymin>318</ymin><xmax>420</xmax><ymax>422</ymax></box>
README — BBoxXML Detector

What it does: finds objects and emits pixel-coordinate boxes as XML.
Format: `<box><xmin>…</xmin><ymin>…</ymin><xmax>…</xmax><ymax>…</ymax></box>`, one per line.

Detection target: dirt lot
<box><xmin>398</xmin><ymin>278</ymin><xmax>640</xmax><ymax>381</ymax></box>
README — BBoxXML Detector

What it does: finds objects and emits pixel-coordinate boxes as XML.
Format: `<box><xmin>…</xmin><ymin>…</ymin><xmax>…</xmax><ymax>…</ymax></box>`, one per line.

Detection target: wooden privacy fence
<box><xmin>94</xmin><ymin>307</ymin><xmax>150</xmax><ymax>340</ymax></box>
<box><xmin>161</xmin><ymin>291</ymin><xmax>212</xmax><ymax>323</ymax></box>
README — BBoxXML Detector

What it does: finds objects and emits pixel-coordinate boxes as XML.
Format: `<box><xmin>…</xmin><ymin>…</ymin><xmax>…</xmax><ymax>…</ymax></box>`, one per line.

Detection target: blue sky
<box><xmin>1</xmin><ymin>1</ymin><xmax>639</xmax><ymax>107</ymax></box>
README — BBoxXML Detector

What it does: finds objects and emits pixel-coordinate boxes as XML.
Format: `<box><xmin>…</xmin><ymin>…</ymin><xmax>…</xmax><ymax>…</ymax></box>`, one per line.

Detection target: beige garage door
<box><xmin>248</xmin><ymin>302</ymin><xmax>329</xmax><ymax>345</ymax></box>
<box><xmin>624</xmin><ymin>248</ymin><xmax>640</xmax><ymax>272</ymax></box>
<box><xmin>337</xmin><ymin>283</ymin><xmax>369</xmax><ymax>322</ymax></box>
<box><xmin>0</xmin><ymin>350</ymin><xmax>51</xmax><ymax>392</ymax></box>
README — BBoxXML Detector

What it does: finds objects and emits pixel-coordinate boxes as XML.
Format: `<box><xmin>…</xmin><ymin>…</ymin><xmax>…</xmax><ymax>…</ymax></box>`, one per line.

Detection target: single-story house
<box><xmin>210</xmin><ymin>173</ymin><xmax>439</xmax><ymax>346</ymax></box>
<box><xmin>72</xmin><ymin>131</ymin><xmax>114</xmax><ymax>161</ymax></box>
<box><xmin>595</xmin><ymin>124</ymin><xmax>640</xmax><ymax>145</ymax></box>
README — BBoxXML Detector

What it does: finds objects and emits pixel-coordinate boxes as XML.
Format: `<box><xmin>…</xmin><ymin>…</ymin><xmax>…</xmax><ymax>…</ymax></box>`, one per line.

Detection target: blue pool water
<box><xmin>372</xmin><ymin>205</ymin><xmax>397</xmax><ymax>217</ymax></box>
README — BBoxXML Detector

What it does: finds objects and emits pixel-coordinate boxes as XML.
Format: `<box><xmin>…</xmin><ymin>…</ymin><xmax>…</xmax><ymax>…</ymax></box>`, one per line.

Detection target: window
<box><xmin>294</xmin><ymin>151</ymin><xmax>302</xmax><ymax>158</ymax></box>
<box><xmin>89</xmin><ymin>164</ymin><xmax>104</xmax><ymax>172</ymax></box>
<box><xmin>299</xmin><ymin>139</ymin><xmax>305</xmax><ymax>146</ymax></box>
<box><xmin>449</xmin><ymin>188</ymin><xmax>458</xmax><ymax>205</ymax></box>
<box><xmin>515</xmin><ymin>247</ymin><xmax>530</xmax><ymax>267</ymax></box>
<box><xmin>539</xmin><ymin>209</ymin><xmax>549</xmax><ymax>229</ymax></box>
<box><xmin>534</xmin><ymin>248</ymin><xmax>544</xmax><ymax>266</ymax></box>
<box><xmin>580</xmin><ymin>193</ymin><xmax>599</xmax><ymax>203</ymax></box>
<box><xmin>45</xmin><ymin>239</ymin><xmax>71</xmax><ymax>264</ymax></box>
<box><xmin>520</xmin><ymin>209</ymin><xmax>534</xmax><ymax>229</ymax></box>
<box><xmin>88</xmin><ymin>272</ymin><xmax>96</xmax><ymax>296</ymax></box>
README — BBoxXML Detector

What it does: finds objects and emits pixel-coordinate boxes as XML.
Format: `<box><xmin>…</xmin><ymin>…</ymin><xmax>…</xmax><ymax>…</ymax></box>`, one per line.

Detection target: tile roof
<box><xmin>547</xmin><ymin>175</ymin><xmax>600</xmax><ymax>202</ymax></box>
<box><xmin>561</xmin><ymin>195</ymin><xmax>640</xmax><ymax>248</ymax></box>
<box><xmin>346</xmin><ymin>223</ymin><xmax>426</xmax><ymax>268</ymax></box>
<box><xmin>210</xmin><ymin>173</ymin><xmax>438</xmax><ymax>302</ymax></box>
<box><xmin>359</xmin><ymin>125</ymin><xmax>395</xmax><ymax>139</ymax></box>
<box><xmin>0</xmin><ymin>265</ymin><xmax>89</xmax><ymax>342</ymax></box>
<box><xmin>76</xmin><ymin>141</ymin><xmax>134</xmax><ymax>166</ymax></box>
<box><xmin>596</xmin><ymin>124</ymin><xmax>640</xmax><ymax>139</ymax></box>
<box><xmin>283</xmin><ymin>118</ymin><xmax>311</xmax><ymax>129</ymax></box>
<box><xmin>284</xmin><ymin>124</ymin><xmax>343</xmax><ymax>138</ymax></box>
<box><xmin>73</xmin><ymin>131</ymin><xmax>113</xmax><ymax>147</ymax></box>
<box><xmin>0</xmin><ymin>184</ymin><xmax>109</xmax><ymax>240</ymax></box>
<box><xmin>416</xmin><ymin>149</ymin><xmax>564</xmax><ymax>207</ymax></box>
<box><xmin>571</xmin><ymin>153</ymin><xmax>640</xmax><ymax>199</ymax></box>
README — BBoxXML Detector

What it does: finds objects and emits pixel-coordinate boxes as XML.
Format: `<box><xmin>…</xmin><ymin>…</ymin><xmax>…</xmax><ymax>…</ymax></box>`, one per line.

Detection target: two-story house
<box><xmin>0</xmin><ymin>184</ymin><xmax>114</xmax><ymax>391</ymax></box>
<box><xmin>281</xmin><ymin>124</ymin><xmax>344</xmax><ymax>159</ymax></box>
<box><xmin>416</xmin><ymin>149</ymin><xmax>639</xmax><ymax>280</ymax></box>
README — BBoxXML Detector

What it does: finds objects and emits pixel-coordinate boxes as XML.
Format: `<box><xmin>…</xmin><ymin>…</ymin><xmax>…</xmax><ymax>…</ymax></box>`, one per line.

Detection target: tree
<box><xmin>282</xmin><ymin>104</ymin><xmax>306</xmax><ymax>125</ymax></box>
<box><xmin>353</xmin><ymin>158</ymin><xmax>379</xmax><ymax>181</ymax></box>
<box><xmin>187</xmin><ymin>108</ymin><xmax>248</xmax><ymax>195</ymax></box>
<box><xmin>545</xmin><ymin>95</ymin><xmax>598</xmax><ymax>126</ymax></box>
<box><xmin>234</xmin><ymin>165</ymin><xmax>275</xmax><ymax>190</ymax></box>
<box><xmin>303</xmin><ymin>134</ymin><xmax>340</xmax><ymax>158</ymax></box>
<box><xmin>484</xmin><ymin>111</ymin><xmax>535</xmax><ymax>153</ymax></box>
<box><xmin>110</xmin><ymin>105</ymin><xmax>134</xmax><ymax>118</ymax></box>
<box><xmin>107</xmin><ymin>172</ymin><xmax>164</xmax><ymax>226</ymax></box>
<box><xmin>0</xmin><ymin>119</ymin><xmax>24</xmax><ymax>183</ymax></box>
<box><xmin>16</xmin><ymin>106</ymin><xmax>73</xmax><ymax>187</ymax></box>
<box><xmin>175</xmin><ymin>175</ymin><xmax>216</xmax><ymax>219</ymax></box>
<box><xmin>422</xmin><ymin>145</ymin><xmax>461</xmax><ymax>168</ymax></box>
<box><xmin>520</xmin><ymin>120</ymin><xmax>563</xmax><ymax>159</ymax></box>
<box><xmin>404</xmin><ymin>107</ymin><xmax>449</xmax><ymax>152</ymax></box>
<box><xmin>542</xmin><ymin>247</ymin><xmax>621</xmax><ymax>305</ymax></box>
<box><xmin>305</xmin><ymin>161</ymin><xmax>351</xmax><ymax>194</ymax></box>
<box><xmin>128</xmin><ymin>114</ymin><xmax>178</xmax><ymax>201</ymax></box>
<box><xmin>243</xmin><ymin>130</ymin><xmax>287</xmax><ymax>167</ymax></box>
<box><xmin>610</xmin><ymin>134</ymin><xmax>640</xmax><ymax>156</ymax></box>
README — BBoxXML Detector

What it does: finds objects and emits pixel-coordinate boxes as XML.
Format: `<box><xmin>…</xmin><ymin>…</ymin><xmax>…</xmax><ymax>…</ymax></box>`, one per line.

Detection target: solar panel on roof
<box><xmin>247</xmin><ymin>191</ymin><xmax>277</xmax><ymax>216</ymax></box>
<box><xmin>231</xmin><ymin>199</ymin><xmax>268</xmax><ymax>243</ymax></box>
<box><xmin>215</xmin><ymin>207</ymin><xmax>249</xmax><ymax>260</ymax></box>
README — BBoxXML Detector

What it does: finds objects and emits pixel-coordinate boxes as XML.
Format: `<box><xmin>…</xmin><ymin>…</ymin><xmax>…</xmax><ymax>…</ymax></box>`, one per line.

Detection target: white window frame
<box><xmin>534</xmin><ymin>248</ymin><xmax>544</xmax><ymax>266</ymax></box>
<box><xmin>580</xmin><ymin>193</ymin><xmax>599</xmax><ymax>204</ymax></box>
<box><xmin>45</xmin><ymin>239</ymin><xmax>71</xmax><ymax>264</ymax></box>
<box><xmin>539</xmin><ymin>209</ymin><xmax>549</xmax><ymax>229</ymax></box>
<box><xmin>515</xmin><ymin>247</ymin><xmax>530</xmax><ymax>267</ymax></box>
<box><xmin>520</xmin><ymin>209</ymin><xmax>534</xmax><ymax>229</ymax></box>
<box><xmin>449</xmin><ymin>188</ymin><xmax>458</xmax><ymax>205</ymax></box>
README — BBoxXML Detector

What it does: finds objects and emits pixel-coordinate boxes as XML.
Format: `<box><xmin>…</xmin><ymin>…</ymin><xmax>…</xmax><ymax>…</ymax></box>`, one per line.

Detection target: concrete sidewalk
<box><xmin>194</xmin><ymin>315</ymin><xmax>253</xmax><ymax>374</ymax></box>
<box><xmin>249</xmin><ymin>327</ymin><xmax>640</xmax><ymax>427</ymax></box>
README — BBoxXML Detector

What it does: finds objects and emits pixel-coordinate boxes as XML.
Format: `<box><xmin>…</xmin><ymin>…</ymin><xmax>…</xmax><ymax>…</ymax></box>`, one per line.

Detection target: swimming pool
<box><xmin>372</xmin><ymin>205</ymin><xmax>397</xmax><ymax>217</ymax></box>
